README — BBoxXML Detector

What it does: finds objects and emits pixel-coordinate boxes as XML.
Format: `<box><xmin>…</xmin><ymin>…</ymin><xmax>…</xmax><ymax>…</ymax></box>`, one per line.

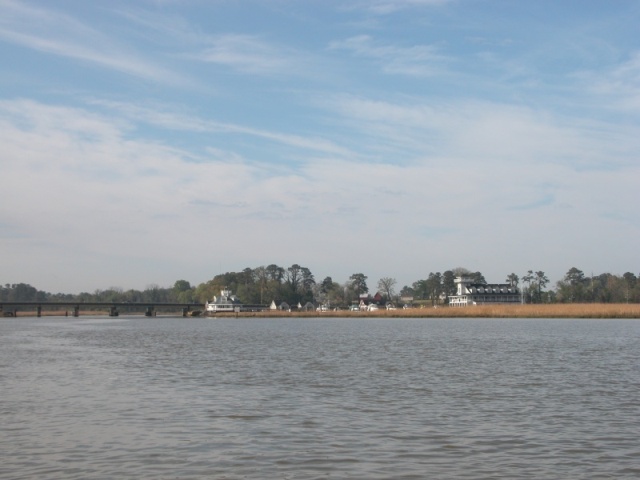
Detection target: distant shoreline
<box><xmin>5</xmin><ymin>304</ymin><xmax>640</xmax><ymax>319</ymax></box>
<box><xmin>224</xmin><ymin>303</ymin><xmax>640</xmax><ymax>319</ymax></box>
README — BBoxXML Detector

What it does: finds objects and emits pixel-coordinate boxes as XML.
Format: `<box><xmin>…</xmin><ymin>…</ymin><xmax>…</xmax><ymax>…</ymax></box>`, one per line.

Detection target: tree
<box><xmin>623</xmin><ymin>272</ymin><xmax>637</xmax><ymax>288</ymax></box>
<box><xmin>143</xmin><ymin>284</ymin><xmax>169</xmax><ymax>303</ymax></box>
<box><xmin>451</xmin><ymin>268</ymin><xmax>484</xmax><ymax>285</ymax></box>
<box><xmin>399</xmin><ymin>285</ymin><xmax>414</xmax><ymax>298</ymax></box>
<box><xmin>320</xmin><ymin>276</ymin><xmax>334</xmax><ymax>293</ymax></box>
<box><xmin>257</xmin><ymin>264</ymin><xmax>286</xmax><ymax>303</ymax></box>
<box><xmin>195</xmin><ymin>280</ymin><xmax>217</xmax><ymax>302</ymax></box>
<box><xmin>300</xmin><ymin>267</ymin><xmax>315</xmax><ymax>293</ymax></box>
<box><xmin>266</xmin><ymin>264</ymin><xmax>285</xmax><ymax>283</ymax></box>
<box><xmin>283</xmin><ymin>264</ymin><xmax>315</xmax><ymax>303</ymax></box>
<box><xmin>285</xmin><ymin>264</ymin><xmax>303</xmax><ymax>292</ymax></box>
<box><xmin>240</xmin><ymin>267</ymin><xmax>254</xmax><ymax>288</ymax></box>
<box><xmin>565</xmin><ymin>267</ymin><xmax>586</xmax><ymax>286</ymax></box>
<box><xmin>172</xmin><ymin>280</ymin><xmax>194</xmax><ymax>303</ymax></box>
<box><xmin>253</xmin><ymin>266</ymin><xmax>269</xmax><ymax>304</ymax></box>
<box><xmin>173</xmin><ymin>280</ymin><xmax>191</xmax><ymax>292</ymax></box>
<box><xmin>377</xmin><ymin>277</ymin><xmax>397</xmax><ymax>302</ymax></box>
<box><xmin>591</xmin><ymin>273</ymin><xmax>616</xmax><ymax>303</ymax></box>
<box><xmin>506</xmin><ymin>273</ymin><xmax>519</xmax><ymax>288</ymax></box>
<box><xmin>3</xmin><ymin>283</ymin><xmax>43</xmax><ymax>302</ymax></box>
<box><xmin>522</xmin><ymin>270</ymin><xmax>534</xmax><ymax>303</ymax></box>
<box><xmin>171</xmin><ymin>280</ymin><xmax>195</xmax><ymax>303</ymax></box>
<box><xmin>442</xmin><ymin>270</ymin><xmax>456</xmax><ymax>298</ymax></box>
<box><xmin>349</xmin><ymin>273</ymin><xmax>368</xmax><ymax>297</ymax></box>
<box><xmin>452</xmin><ymin>267</ymin><xmax>472</xmax><ymax>277</ymax></box>
<box><xmin>471</xmin><ymin>271</ymin><xmax>486</xmax><ymax>284</ymax></box>
<box><xmin>623</xmin><ymin>272</ymin><xmax>638</xmax><ymax>303</ymax></box>
<box><xmin>533</xmin><ymin>271</ymin><xmax>549</xmax><ymax>303</ymax></box>
<box><xmin>556</xmin><ymin>267</ymin><xmax>587</xmax><ymax>303</ymax></box>
<box><xmin>412</xmin><ymin>279</ymin><xmax>427</xmax><ymax>300</ymax></box>
<box><xmin>425</xmin><ymin>272</ymin><xmax>443</xmax><ymax>305</ymax></box>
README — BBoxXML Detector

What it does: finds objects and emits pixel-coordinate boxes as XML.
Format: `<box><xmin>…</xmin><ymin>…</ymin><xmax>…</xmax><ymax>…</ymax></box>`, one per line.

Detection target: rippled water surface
<box><xmin>1</xmin><ymin>317</ymin><xmax>639</xmax><ymax>479</ymax></box>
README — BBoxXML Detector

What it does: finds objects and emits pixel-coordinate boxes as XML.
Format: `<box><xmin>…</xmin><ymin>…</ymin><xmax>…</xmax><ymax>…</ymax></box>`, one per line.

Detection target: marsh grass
<box><xmin>234</xmin><ymin>303</ymin><xmax>640</xmax><ymax>319</ymax></box>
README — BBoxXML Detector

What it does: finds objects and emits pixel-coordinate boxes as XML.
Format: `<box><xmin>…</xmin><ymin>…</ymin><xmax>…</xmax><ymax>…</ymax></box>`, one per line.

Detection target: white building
<box><xmin>448</xmin><ymin>277</ymin><xmax>521</xmax><ymax>307</ymax></box>
<box><xmin>205</xmin><ymin>288</ymin><xmax>242</xmax><ymax>313</ymax></box>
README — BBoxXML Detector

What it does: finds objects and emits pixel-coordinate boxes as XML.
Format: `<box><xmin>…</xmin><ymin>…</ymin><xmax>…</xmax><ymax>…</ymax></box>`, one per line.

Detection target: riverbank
<box><xmin>200</xmin><ymin>303</ymin><xmax>640</xmax><ymax>318</ymax></box>
<box><xmin>5</xmin><ymin>303</ymin><xmax>640</xmax><ymax>319</ymax></box>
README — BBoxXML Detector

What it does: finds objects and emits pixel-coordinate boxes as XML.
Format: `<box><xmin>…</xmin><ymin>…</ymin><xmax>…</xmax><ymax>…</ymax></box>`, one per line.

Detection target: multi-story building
<box><xmin>448</xmin><ymin>277</ymin><xmax>521</xmax><ymax>306</ymax></box>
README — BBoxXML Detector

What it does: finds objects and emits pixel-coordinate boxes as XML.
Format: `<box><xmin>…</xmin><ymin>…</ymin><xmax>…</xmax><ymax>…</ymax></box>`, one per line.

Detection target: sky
<box><xmin>1</xmin><ymin>0</ymin><xmax>639</xmax><ymax>294</ymax></box>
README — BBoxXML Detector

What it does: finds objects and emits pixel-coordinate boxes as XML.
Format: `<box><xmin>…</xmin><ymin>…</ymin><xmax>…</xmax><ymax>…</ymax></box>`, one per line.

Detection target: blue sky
<box><xmin>1</xmin><ymin>0</ymin><xmax>638</xmax><ymax>294</ymax></box>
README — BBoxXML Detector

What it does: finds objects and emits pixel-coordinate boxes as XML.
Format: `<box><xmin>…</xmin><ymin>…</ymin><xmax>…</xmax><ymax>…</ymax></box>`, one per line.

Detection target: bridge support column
<box><xmin>73</xmin><ymin>305</ymin><xmax>80</xmax><ymax>317</ymax></box>
<box><xmin>182</xmin><ymin>307</ymin><xmax>189</xmax><ymax>317</ymax></box>
<box><xmin>109</xmin><ymin>306</ymin><xmax>119</xmax><ymax>317</ymax></box>
<box><xmin>145</xmin><ymin>306</ymin><xmax>156</xmax><ymax>317</ymax></box>
<box><xmin>37</xmin><ymin>305</ymin><xmax>42</xmax><ymax>317</ymax></box>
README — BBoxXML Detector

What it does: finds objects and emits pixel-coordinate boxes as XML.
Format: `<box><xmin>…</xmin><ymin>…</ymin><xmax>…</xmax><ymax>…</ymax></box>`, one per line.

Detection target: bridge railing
<box><xmin>1</xmin><ymin>302</ymin><xmax>269</xmax><ymax>317</ymax></box>
<box><xmin>0</xmin><ymin>302</ymin><xmax>206</xmax><ymax>318</ymax></box>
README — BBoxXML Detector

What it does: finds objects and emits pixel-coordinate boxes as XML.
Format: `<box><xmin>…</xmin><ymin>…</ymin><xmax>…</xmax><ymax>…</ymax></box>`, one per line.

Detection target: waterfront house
<box><xmin>205</xmin><ymin>288</ymin><xmax>242</xmax><ymax>313</ymax></box>
<box><xmin>359</xmin><ymin>292</ymin><xmax>385</xmax><ymax>307</ymax></box>
<box><xmin>448</xmin><ymin>277</ymin><xmax>521</xmax><ymax>306</ymax></box>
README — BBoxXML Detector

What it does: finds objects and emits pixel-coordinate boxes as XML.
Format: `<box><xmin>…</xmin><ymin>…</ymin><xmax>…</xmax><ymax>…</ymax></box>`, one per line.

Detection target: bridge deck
<box><xmin>1</xmin><ymin>301</ymin><xmax>268</xmax><ymax>317</ymax></box>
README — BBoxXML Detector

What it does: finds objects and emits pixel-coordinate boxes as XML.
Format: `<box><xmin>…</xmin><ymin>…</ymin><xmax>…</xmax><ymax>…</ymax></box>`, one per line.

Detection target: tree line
<box><xmin>2</xmin><ymin>266</ymin><xmax>639</xmax><ymax>307</ymax></box>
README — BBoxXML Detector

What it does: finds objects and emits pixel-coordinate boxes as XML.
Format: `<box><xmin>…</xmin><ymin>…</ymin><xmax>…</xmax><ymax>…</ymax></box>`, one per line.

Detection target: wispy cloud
<box><xmin>329</xmin><ymin>35</ymin><xmax>449</xmax><ymax>76</ymax></box>
<box><xmin>110</xmin><ymin>8</ymin><xmax>318</xmax><ymax>80</ymax></box>
<box><xmin>318</xmin><ymin>94</ymin><xmax>640</xmax><ymax>172</ymax></box>
<box><xmin>0</xmin><ymin>0</ymin><xmax>188</xmax><ymax>85</ymax></box>
<box><xmin>588</xmin><ymin>51</ymin><xmax>640</xmax><ymax>112</ymax></box>
<box><xmin>88</xmin><ymin>99</ymin><xmax>353</xmax><ymax>158</ymax></box>
<box><xmin>352</xmin><ymin>0</ymin><xmax>453</xmax><ymax>15</ymax></box>
<box><xmin>194</xmin><ymin>34</ymin><xmax>294</xmax><ymax>75</ymax></box>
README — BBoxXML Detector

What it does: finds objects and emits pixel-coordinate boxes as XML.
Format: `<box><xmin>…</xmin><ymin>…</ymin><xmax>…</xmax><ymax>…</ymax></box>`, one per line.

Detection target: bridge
<box><xmin>0</xmin><ymin>301</ymin><xmax>206</xmax><ymax>318</ymax></box>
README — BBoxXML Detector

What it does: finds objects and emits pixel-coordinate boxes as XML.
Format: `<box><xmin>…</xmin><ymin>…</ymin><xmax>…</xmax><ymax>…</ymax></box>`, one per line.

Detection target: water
<box><xmin>1</xmin><ymin>317</ymin><xmax>639</xmax><ymax>479</ymax></box>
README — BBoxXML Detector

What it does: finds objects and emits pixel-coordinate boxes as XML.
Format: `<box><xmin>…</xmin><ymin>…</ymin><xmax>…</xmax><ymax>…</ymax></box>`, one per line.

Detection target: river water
<box><xmin>1</xmin><ymin>316</ymin><xmax>639</xmax><ymax>479</ymax></box>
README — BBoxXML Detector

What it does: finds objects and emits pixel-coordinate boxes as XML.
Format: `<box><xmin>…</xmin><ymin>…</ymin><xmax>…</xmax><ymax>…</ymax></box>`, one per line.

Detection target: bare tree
<box><xmin>377</xmin><ymin>277</ymin><xmax>397</xmax><ymax>302</ymax></box>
